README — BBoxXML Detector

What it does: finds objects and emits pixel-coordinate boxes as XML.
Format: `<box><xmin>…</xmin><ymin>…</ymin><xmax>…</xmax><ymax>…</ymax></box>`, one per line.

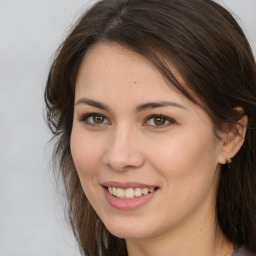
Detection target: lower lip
<box><xmin>103</xmin><ymin>187</ymin><xmax>157</xmax><ymax>210</ymax></box>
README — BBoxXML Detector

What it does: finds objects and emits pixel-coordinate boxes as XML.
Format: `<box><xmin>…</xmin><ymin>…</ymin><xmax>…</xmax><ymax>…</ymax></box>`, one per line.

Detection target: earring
<box><xmin>226</xmin><ymin>158</ymin><xmax>232</xmax><ymax>169</ymax></box>
<box><xmin>226</xmin><ymin>158</ymin><xmax>232</xmax><ymax>164</ymax></box>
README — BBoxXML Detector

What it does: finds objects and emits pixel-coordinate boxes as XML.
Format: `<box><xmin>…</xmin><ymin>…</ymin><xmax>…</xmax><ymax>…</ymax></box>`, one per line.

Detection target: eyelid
<box><xmin>143</xmin><ymin>114</ymin><xmax>176</xmax><ymax>127</ymax></box>
<box><xmin>80</xmin><ymin>112</ymin><xmax>111</xmax><ymax>126</ymax></box>
<box><xmin>79</xmin><ymin>112</ymin><xmax>175</xmax><ymax>128</ymax></box>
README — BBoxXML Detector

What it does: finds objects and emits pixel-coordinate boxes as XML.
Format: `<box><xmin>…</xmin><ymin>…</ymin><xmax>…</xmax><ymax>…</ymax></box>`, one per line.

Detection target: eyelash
<box><xmin>80</xmin><ymin>113</ymin><xmax>175</xmax><ymax>128</ymax></box>
<box><xmin>144</xmin><ymin>114</ymin><xmax>175</xmax><ymax>128</ymax></box>
<box><xmin>80</xmin><ymin>113</ymin><xmax>110</xmax><ymax>127</ymax></box>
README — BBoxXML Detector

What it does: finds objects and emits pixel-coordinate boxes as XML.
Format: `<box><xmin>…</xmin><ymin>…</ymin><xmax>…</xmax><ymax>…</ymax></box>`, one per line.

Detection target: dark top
<box><xmin>233</xmin><ymin>246</ymin><xmax>254</xmax><ymax>256</ymax></box>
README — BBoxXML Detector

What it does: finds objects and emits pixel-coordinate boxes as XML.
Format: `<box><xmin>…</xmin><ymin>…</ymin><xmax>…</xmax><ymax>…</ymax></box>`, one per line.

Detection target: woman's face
<box><xmin>71</xmin><ymin>42</ymin><xmax>226</xmax><ymax>241</ymax></box>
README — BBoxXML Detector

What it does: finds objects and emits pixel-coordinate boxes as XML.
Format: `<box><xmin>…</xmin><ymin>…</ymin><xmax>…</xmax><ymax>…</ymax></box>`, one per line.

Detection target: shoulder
<box><xmin>233</xmin><ymin>246</ymin><xmax>255</xmax><ymax>256</ymax></box>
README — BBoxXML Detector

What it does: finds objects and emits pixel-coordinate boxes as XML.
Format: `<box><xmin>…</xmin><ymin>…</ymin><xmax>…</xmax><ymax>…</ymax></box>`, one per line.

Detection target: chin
<box><xmin>108</xmin><ymin>227</ymin><xmax>153</xmax><ymax>240</ymax></box>
<box><xmin>101</xmin><ymin>215</ymin><xmax>160</xmax><ymax>240</ymax></box>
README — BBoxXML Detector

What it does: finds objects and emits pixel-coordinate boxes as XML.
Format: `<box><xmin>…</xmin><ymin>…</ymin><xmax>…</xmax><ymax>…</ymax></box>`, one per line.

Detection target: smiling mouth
<box><xmin>107</xmin><ymin>187</ymin><xmax>158</xmax><ymax>199</ymax></box>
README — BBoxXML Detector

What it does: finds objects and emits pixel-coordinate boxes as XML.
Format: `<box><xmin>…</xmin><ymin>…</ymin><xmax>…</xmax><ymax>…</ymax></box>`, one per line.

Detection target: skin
<box><xmin>70</xmin><ymin>42</ymin><xmax>246</xmax><ymax>256</ymax></box>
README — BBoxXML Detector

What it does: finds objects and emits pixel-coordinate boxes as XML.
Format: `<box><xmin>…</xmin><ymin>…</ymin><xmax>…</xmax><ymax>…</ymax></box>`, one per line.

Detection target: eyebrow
<box><xmin>136</xmin><ymin>101</ymin><xmax>186</xmax><ymax>112</ymax></box>
<box><xmin>75</xmin><ymin>98</ymin><xmax>186</xmax><ymax>112</ymax></box>
<box><xmin>75</xmin><ymin>98</ymin><xmax>110</xmax><ymax>111</ymax></box>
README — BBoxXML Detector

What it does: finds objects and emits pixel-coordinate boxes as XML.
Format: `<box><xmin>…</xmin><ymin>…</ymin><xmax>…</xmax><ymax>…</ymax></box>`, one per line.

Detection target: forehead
<box><xmin>75</xmin><ymin>42</ymin><xmax>190</xmax><ymax>103</ymax></box>
<box><xmin>77</xmin><ymin>42</ymin><xmax>161</xmax><ymax>84</ymax></box>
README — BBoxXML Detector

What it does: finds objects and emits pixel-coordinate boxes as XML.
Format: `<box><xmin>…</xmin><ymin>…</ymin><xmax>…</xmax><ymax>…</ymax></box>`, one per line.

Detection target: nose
<box><xmin>102</xmin><ymin>126</ymin><xmax>145</xmax><ymax>172</ymax></box>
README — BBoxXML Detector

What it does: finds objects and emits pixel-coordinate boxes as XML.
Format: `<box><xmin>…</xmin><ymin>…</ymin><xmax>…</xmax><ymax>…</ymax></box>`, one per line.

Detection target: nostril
<box><xmin>103</xmin><ymin>151</ymin><xmax>145</xmax><ymax>172</ymax></box>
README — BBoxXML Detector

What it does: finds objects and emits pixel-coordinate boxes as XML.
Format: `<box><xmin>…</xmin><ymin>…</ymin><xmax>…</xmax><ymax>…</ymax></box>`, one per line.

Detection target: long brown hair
<box><xmin>45</xmin><ymin>0</ymin><xmax>256</xmax><ymax>255</ymax></box>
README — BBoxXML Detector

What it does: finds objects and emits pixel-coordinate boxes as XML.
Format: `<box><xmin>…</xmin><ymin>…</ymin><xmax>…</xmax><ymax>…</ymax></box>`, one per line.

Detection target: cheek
<box><xmin>149</xmin><ymin>135</ymin><xmax>207</xmax><ymax>172</ymax></box>
<box><xmin>149</xmin><ymin>131</ymin><xmax>220</xmax><ymax>192</ymax></box>
<box><xmin>70</xmin><ymin>129</ymin><xmax>106</xmax><ymax>209</ymax></box>
<box><xmin>147</xmin><ymin>135</ymin><xmax>220</xmax><ymax>226</ymax></box>
<box><xmin>70</xmin><ymin>129</ymin><xmax>104</xmax><ymax>178</ymax></box>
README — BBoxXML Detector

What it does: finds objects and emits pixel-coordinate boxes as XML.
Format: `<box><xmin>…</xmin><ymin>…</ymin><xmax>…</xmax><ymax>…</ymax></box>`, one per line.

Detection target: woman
<box><xmin>45</xmin><ymin>0</ymin><xmax>256</xmax><ymax>255</ymax></box>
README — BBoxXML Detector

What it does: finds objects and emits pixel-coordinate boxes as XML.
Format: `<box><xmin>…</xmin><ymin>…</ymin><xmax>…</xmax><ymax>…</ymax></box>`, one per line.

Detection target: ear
<box><xmin>218</xmin><ymin>110</ymin><xmax>248</xmax><ymax>165</ymax></box>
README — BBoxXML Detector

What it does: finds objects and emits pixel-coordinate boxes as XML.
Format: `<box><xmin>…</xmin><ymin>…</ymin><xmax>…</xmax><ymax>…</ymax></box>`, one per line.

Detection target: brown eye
<box><xmin>145</xmin><ymin>115</ymin><xmax>175</xmax><ymax>128</ymax></box>
<box><xmin>153</xmin><ymin>117</ymin><xmax>166</xmax><ymax>126</ymax></box>
<box><xmin>93</xmin><ymin>115</ymin><xmax>105</xmax><ymax>124</ymax></box>
<box><xmin>81</xmin><ymin>113</ymin><xmax>110</xmax><ymax>126</ymax></box>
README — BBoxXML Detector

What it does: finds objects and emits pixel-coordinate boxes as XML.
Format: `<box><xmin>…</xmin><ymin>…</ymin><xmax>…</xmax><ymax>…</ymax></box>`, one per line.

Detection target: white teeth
<box><xmin>116</xmin><ymin>188</ymin><xmax>125</xmax><ymax>198</ymax></box>
<box><xmin>125</xmin><ymin>188</ymin><xmax>135</xmax><ymax>198</ymax></box>
<box><xmin>142</xmin><ymin>188</ymin><xmax>149</xmax><ymax>195</ymax></box>
<box><xmin>112</xmin><ymin>187</ymin><xmax>118</xmax><ymax>196</ymax></box>
<box><xmin>108</xmin><ymin>187</ymin><xmax>113</xmax><ymax>194</ymax></box>
<box><xmin>134</xmin><ymin>188</ymin><xmax>142</xmax><ymax>197</ymax></box>
<box><xmin>107</xmin><ymin>187</ymin><xmax>156</xmax><ymax>199</ymax></box>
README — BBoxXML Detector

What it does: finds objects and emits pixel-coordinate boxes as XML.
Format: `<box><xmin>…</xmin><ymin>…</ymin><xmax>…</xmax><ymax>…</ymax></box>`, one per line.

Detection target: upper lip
<box><xmin>102</xmin><ymin>181</ymin><xmax>159</xmax><ymax>189</ymax></box>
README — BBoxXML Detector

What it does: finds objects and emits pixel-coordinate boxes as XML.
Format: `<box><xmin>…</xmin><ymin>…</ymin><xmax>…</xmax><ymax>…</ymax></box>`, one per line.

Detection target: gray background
<box><xmin>0</xmin><ymin>0</ymin><xmax>255</xmax><ymax>255</ymax></box>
